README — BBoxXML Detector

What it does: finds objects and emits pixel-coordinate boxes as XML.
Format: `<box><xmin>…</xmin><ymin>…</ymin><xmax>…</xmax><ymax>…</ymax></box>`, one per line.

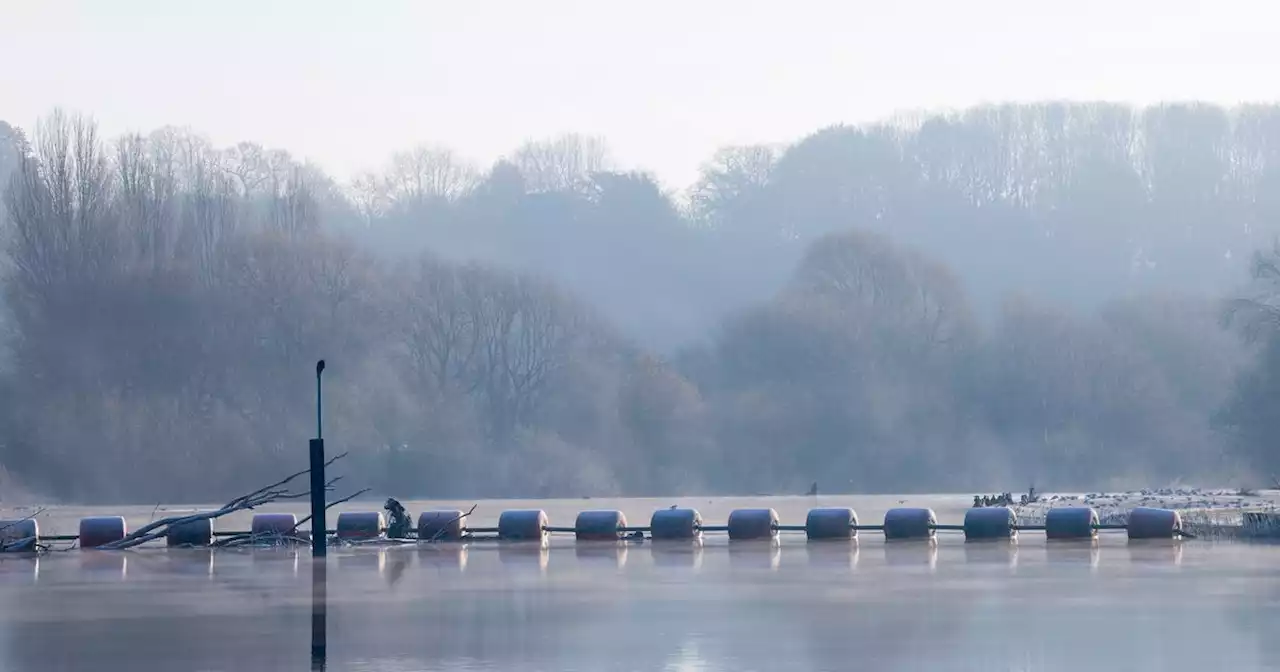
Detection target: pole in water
<box><xmin>310</xmin><ymin>360</ymin><xmax>327</xmax><ymax>558</ymax></box>
<box><xmin>309</xmin><ymin>359</ymin><xmax>328</xmax><ymax>668</ymax></box>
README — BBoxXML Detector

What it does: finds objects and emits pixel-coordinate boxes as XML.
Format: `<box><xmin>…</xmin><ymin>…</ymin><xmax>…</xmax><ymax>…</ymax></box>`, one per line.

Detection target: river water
<box><xmin>0</xmin><ymin>495</ymin><xmax>1276</xmax><ymax>672</ymax></box>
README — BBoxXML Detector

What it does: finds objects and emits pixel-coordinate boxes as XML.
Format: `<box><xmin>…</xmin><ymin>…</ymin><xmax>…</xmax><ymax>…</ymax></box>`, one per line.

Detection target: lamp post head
<box><xmin>316</xmin><ymin>359</ymin><xmax>326</xmax><ymax>377</ymax></box>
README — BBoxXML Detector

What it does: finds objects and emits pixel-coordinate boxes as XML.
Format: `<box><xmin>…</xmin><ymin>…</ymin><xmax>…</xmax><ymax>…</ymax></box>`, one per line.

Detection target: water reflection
<box><xmin>311</xmin><ymin>556</ymin><xmax>327</xmax><ymax>671</ymax></box>
<box><xmin>0</xmin><ymin>535</ymin><xmax>1272</xmax><ymax>672</ymax></box>
<box><xmin>963</xmin><ymin>539</ymin><xmax>1018</xmax><ymax>570</ymax></box>
<box><xmin>804</xmin><ymin>539</ymin><xmax>859</xmax><ymax>570</ymax></box>
<box><xmin>78</xmin><ymin>550</ymin><xmax>127</xmax><ymax>580</ymax></box>
<box><xmin>497</xmin><ymin>541</ymin><xmax>550</xmax><ymax>573</ymax></box>
<box><xmin>574</xmin><ymin>541</ymin><xmax>628</xmax><ymax>570</ymax></box>
<box><xmin>161</xmin><ymin>548</ymin><xmax>214</xmax><ymax>578</ymax></box>
<box><xmin>417</xmin><ymin>544</ymin><xmax>468</xmax><ymax>572</ymax></box>
<box><xmin>250</xmin><ymin>548</ymin><xmax>300</xmax><ymax>578</ymax></box>
<box><xmin>728</xmin><ymin>539</ymin><xmax>781</xmax><ymax>571</ymax></box>
<box><xmin>383</xmin><ymin>550</ymin><xmax>411</xmax><ymax>589</ymax></box>
<box><xmin>650</xmin><ymin>540</ymin><xmax>704</xmax><ymax>570</ymax></box>
<box><xmin>1126</xmin><ymin>539</ymin><xmax>1184</xmax><ymax>566</ymax></box>
<box><xmin>0</xmin><ymin>555</ymin><xmax>38</xmax><ymax>585</ymax></box>
<box><xmin>336</xmin><ymin>548</ymin><xmax>387</xmax><ymax>576</ymax></box>
<box><xmin>1045</xmin><ymin>539</ymin><xmax>1101</xmax><ymax>572</ymax></box>
<box><xmin>883</xmin><ymin>538</ymin><xmax>938</xmax><ymax>570</ymax></box>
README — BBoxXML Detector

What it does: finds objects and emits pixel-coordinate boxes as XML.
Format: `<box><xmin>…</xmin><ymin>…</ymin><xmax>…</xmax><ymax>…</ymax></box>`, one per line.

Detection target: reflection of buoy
<box><xmin>418</xmin><ymin>544</ymin><xmax>468</xmax><ymax>572</ymax></box>
<box><xmin>884</xmin><ymin>538</ymin><xmax>938</xmax><ymax>570</ymax></box>
<box><xmin>337</xmin><ymin>549</ymin><xmax>387</xmax><ymax>575</ymax></box>
<box><xmin>1045</xmin><ymin>540</ymin><xmax>1100</xmax><ymax>571</ymax></box>
<box><xmin>0</xmin><ymin>557</ymin><xmax>39</xmax><ymax>585</ymax></box>
<box><xmin>728</xmin><ymin>539</ymin><xmax>781</xmax><ymax>570</ymax></box>
<box><xmin>575</xmin><ymin>542</ymin><xmax>628</xmax><ymax>569</ymax></box>
<box><xmin>1126</xmin><ymin>539</ymin><xmax>1183</xmax><ymax>566</ymax></box>
<box><xmin>650</xmin><ymin>540</ymin><xmax>703</xmax><ymax>570</ymax></box>
<box><xmin>498</xmin><ymin>541</ymin><xmax>549</xmax><ymax>572</ymax></box>
<box><xmin>251</xmin><ymin>549</ymin><xmax>300</xmax><ymax>577</ymax></box>
<box><xmin>805</xmin><ymin>539</ymin><xmax>858</xmax><ymax>569</ymax></box>
<box><xmin>963</xmin><ymin>539</ymin><xmax>1018</xmax><ymax>569</ymax></box>
<box><xmin>79</xmin><ymin>551</ymin><xmax>128</xmax><ymax>580</ymax></box>
<box><xmin>166</xmin><ymin>548</ymin><xmax>214</xmax><ymax>577</ymax></box>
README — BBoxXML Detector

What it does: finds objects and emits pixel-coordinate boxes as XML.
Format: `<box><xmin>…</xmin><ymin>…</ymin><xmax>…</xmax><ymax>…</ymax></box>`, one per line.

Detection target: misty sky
<box><xmin>4</xmin><ymin>0</ymin><xmax>1278</xmax><ymax>188</ymax></box>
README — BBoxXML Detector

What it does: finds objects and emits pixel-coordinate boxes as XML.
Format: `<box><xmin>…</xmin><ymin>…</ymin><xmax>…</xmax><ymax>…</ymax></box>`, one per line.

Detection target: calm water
<box><xmin>0</xmin><ymin>496</ymin><xmax>1276</xmax><ymax>672</ymax></box>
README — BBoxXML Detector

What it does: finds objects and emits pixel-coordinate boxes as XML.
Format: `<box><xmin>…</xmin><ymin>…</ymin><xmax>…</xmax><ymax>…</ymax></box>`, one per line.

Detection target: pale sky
<box><xmin>3</xmin><ymin>0</ymin><xmax>1278</xmax><ymax>188</ymax></box>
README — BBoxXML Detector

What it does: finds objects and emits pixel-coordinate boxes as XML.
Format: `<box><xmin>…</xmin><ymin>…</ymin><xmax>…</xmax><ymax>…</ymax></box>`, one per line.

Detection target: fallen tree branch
<box><xmin>227</xmin><ymin>451</ymin><xmax>350</xmax><ymax>508</ymax></box>
<box><xmin>208</xmin><ymin>487</ymin><xmax>372</xmax><ymax>549</ymax></box>
<box><xmin>0</xmin><ymin>508</ymin><xmax>45</xmax><ymax>533</ymax></box>
<box><xmin>99</xmin><ymin>452</ymin><xmax>351</xmax><ymax>550</ymax></box>
<box><xmin>274</xmin><ymin>475</ymin><xmax>344</xmax><ymax>500</ymax></box>
<box><xmin>294</xmin><ymin>487</ymin><xmax>372</xmax><ymax>533</ymax></box>
<box><xmin>212</xmin><ymin>532</ymin><xmax>313</xmax><ymax>548</ymax></box>
<box><xmin>1</xmin><ymin>536</ymin><xmax>39</xmax><ymax>553</ymax></box>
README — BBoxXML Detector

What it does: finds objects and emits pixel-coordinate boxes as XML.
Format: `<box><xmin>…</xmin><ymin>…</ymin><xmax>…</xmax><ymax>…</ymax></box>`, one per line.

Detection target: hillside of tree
<box><xmin>0</xmin><ymin>102</ymin><xmax>1277</xmax><ymax>503</ymax></box>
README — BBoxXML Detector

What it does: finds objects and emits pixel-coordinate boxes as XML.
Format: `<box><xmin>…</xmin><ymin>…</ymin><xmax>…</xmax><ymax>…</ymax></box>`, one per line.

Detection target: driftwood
<box><xmin>99</xmin><ymin>452</ymin><xmax>357</xmax><ymax>550</ymax></box>
<box><xmin>210</xmin><ymin>486</ymin><xmax>372</xmax><ymax>548</ymax></box>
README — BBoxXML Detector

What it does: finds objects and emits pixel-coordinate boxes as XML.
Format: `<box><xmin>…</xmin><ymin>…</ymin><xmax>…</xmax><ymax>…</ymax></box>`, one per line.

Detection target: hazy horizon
<box><xmin>6</xmin><ymin>0</ymin><xmax>1280</xmax><ymax>189</ymax></box>
<box><xmin>5</xmin><ymin>1</ymin><xmax>1280</xmax><ymax>503</ymax></box>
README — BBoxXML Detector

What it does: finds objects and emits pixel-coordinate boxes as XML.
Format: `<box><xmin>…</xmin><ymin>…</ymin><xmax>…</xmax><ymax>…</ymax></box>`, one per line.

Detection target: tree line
<box><xmin>0</xmin><ymin>102</ymin><xmax>1277</xmax><ymax>503</ymax></box>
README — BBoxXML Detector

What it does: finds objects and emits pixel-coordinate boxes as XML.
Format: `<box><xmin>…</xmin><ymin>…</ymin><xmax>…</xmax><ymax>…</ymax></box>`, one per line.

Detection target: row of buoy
<box><xmin>1</xmin><ymin>505</ymin><xmax>1186</xmax><ymax>549</ymax></box>
<box><xmin>479</xmin><ymin>506</ymin><xmax>1181</xmax><ymax>542</ymax></box>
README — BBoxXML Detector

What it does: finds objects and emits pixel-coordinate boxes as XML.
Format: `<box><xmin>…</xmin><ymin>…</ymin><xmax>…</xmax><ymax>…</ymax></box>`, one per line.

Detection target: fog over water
<box><xmin>4</xmin><ymin>4</ymin><xmax>1280</xmax><ymax>671</ymax></box>
<box><xmin>0</xmin><ymin>496</ymin><xmax>1278</xmax><ymax>672</ymax></box>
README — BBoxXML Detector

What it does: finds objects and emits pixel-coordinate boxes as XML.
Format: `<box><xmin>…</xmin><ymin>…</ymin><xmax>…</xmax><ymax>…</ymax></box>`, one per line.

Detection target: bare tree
<box><xmin>349</xmin><ymin>170</ymin><xmax>391</xmax><ymax>223</ymax></box>
<box><xmin>400</xmin><ymin>257</ymin><xmax>485</xmax><ymax>394</ymax></box>
<box><xmin>5</xmin><ymin>110</ymin><xmax>117</xmax><ymax>297</ymax></box>
<box><xmin>688</xmin><ymin>144</ymin><xmax>778</xmax><ymax>226</ymax></box>
<box><xmin>115</xmin><ymin>133</ymin><xmax>179</xmax><ymax>272</ymax></box>
<box><xmin>218</xmin><ymin>142</ymin><xmax>294</xmax><ymax>198</ymax></box>
<box><xmin>1222</xmin><ymin>242</ymin><xmax>1280</xmax><ymax>343</ymax></box>
<box><xmin>510</xmin><ymin>134</ymin><xmax>612</xmax><ymax>193</ymax></box>
<box><xmin>266</xmin><ymin>166</ymin><xmax>318</xmax><ymax>238</ymax></box>
<box><xmin>383</xmin><ymin>145</ymin><xmax>478</xmax><ymax>207</ymax></box>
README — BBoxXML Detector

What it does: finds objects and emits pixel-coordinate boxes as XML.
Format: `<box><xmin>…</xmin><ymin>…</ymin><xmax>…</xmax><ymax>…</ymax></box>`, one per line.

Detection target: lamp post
<box><xmin>310</xmin><ymin>359</ymin><xmax>328</xmax><ymax>670</ymax></box>
<box><xmin>310</xmin><ymin>359</ymin><xmax>326</xmax><ymax>558</ymax></box>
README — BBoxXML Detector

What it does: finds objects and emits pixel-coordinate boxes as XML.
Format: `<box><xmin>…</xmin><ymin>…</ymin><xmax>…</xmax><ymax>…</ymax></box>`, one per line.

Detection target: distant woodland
<box><xmin>1</xmin><ymin>102</ymin><xmax>1278</xmax><ymax>503</ymax></box>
